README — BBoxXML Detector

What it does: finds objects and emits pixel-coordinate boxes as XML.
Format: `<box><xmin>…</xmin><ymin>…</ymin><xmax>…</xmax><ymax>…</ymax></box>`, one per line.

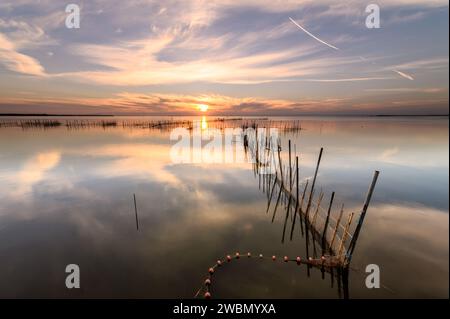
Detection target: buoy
<box><xmin>226</xmin><ymin>255</ymin><xmax>232</xmax><ymax>262</ymax></box>
<box><xmin>235</xmin><ymin>252</ymin><xmax>240</xmax><ymax>259</ymax></box>
<box><xmin>296</xmin><ymin>257</ymin><xmax>301</xmax><ymax>265</ymax></box>
<box><xmin>204</xmin><ymin>292</ymin><xmax>211</xmax><ymax>299</ymax></box>
<box><xmin>208</xmin><ymin>267</ymin><xmax>214</xmax><ymax>274</ymax></box>
<box><xmin>284</xmin><ymin>256</ymin><xmax>288</xmax><ymax>262</ymax></box>
<box><xmin>247</xmin><ymin>252</ymin><xmax>251</xmax><ymax>257</ymax></box>
<box><xmin>204</xmin><ymin>279</ymin><xmax>211</xmax><ymax>286</ymax></box>
<box><xmin>272</xmin><ymin>255</ymin><xmax>276</xmax><ymax>261</ymax></box>
<box><xmin>217</xmin><ymin>260</ymin><xmax>222</xmax><ymax>266</ymax></box>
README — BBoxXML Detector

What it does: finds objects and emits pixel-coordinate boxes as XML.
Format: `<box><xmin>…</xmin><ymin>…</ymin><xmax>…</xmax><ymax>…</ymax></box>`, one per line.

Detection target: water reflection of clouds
<box><xmin>2</xmin><ymin>151</ymin><xmax>61</xmax><ymax>198</ymax></box>
<box><xmin>67</xmin><ymin>143</ymin><xmax>180</xmax><ymax>185</ymax></box>
<box><xmin>0</xmin><ymin>118</ymin><xmax>448</xmax><ymax>297</ymax></box>
<box><xmin>355</xmin><ymin>203</ymin><xmax>449</xmax><ymax>298</ymax></box>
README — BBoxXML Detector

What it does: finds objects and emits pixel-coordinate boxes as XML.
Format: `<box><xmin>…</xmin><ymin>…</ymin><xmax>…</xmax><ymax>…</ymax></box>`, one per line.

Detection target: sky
<box><xmin>0</xmin><ymin>0</ymin><xmax>448</xmax><ymax>115</ymax></box>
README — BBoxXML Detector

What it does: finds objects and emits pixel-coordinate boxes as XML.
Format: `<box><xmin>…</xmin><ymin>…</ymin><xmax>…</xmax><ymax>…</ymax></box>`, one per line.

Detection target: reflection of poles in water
<box><xmin>233</xmin><ymin>133</ymin><xmax>379</xmax><ymax>299</ymax></box>
<box><xmin>281</xmin><ymin>141</ymin><xmax>294</xmax><ymax>243</ymax></box>
<box><xmin>133</xmin><ymin>193</ymin><xmax>139</xmax><ymax>231</ymax></box>
<box><xmin>336</xmin><ymin>267</ymin><xmax>350</xmax><ymax>299</ymax></box>
<box><xmin>342</xmin><ymin>267</ymin><xmax>350</xmax><ymax>299</ymax></box>
<box><xmin>254</xmin><ymin>137</ymin><xmax>378</xmax><ymax>266</ymax></box>
<box><xmin>305</xmin><ymin>220</ymin><xmax>311</xmax><ymax>277</ymax></box>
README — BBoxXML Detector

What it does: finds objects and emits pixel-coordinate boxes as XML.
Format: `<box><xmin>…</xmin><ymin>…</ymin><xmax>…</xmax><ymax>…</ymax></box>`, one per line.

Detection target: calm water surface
<box><xmin>0</xmin><ymin>116</ymin><xmax>448</xmax><ymax>298</ymax></box>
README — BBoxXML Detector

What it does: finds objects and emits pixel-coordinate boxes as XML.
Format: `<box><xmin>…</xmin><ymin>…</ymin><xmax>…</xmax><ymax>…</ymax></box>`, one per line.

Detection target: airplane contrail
<box><xmin>289</xmin><ymin>17</ymin><xmax>340</xmax><ymax>51</ymax></box>
<box><xmin>392</xmin><ymin>69</ymin><xmax>414</xmax><ymax>81</ymax></box>
<box><xmin>289</xmin><ymin>17</ymin><xmax>414</xmax><ymax>81</ymax></box>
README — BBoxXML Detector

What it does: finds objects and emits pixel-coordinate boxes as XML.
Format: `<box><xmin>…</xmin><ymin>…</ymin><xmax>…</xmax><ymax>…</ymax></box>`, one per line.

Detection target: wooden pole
<box><xmin>288</xmin><ymin>140</ymin><xmax>292</xmax><ymax>189</ymax></box>
<box><xmin>305</xmin><ymin>148</ymin><xmax>323</xmax><ymax>220</ymax></box>
<box><xmin>292</xmin><ymin>179</ymin><xmax>308</xmax><ymax>239</ymax></box>
<box><xmin>330</xmin><ymin>204</ymin><xmax>344</xmax><ymax>253</ymax></box>
<box><xmin>282</xmin><ymin>150</ymin><xmax>294</xmax><ymax>243</ymax></box>
<box><xmin>133</xmin><ymin>193</ymin><xmax>139</xmax><ymax>231</ymax></box>
<box><xmin>277</xmin><ymin>143</ymin><xmax>283</xmax><ymax>184</ymax></box>
<box><xmin>271</xmin><ymin>183</ymin><xmax>283</xmax><ymax>223</ymax></box>
<box><xmin>266</xmin><ymin>171</ymin><xmax>278</xmax><ymax>213</ymax></box>
<box><xmin>255</xmin><ymin>126</ymin><xmax>259</xmax><ymax>172</ymax></box>
<box><xmin>290</xmin><ymin>156</ymin><xmax>299</xmax><ymax>240</ymax></box>
<box><xmin>298</xmin><ymin>180</ymin><xmax>308</xmax><ymax>236</ymax></box>
<box><xmin>271</xmin><ymin>143</ymin><xmax>284</xmax><ymax>222</ymax></box>
<box><xmin>338</xmin><ymin>212</ymin><xmax>354</xmax><ymax>260</ymax></box>
<box><xmin>321</xmin><ymin>191</ymin><xmax>335</xmax><ymax>254</ymax></box>
<box><xmin>311</xmin><ymin>192</ymin><xmax>324</xmax><ymax>227</ymax></box>
<box><xmin>345</xmin><ymin>170</ymin><xmax>380</xmax><ymax>263</ymax></box>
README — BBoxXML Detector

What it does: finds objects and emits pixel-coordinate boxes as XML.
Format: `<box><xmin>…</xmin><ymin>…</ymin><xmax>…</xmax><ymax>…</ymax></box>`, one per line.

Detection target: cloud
<box><xmin>0</xmin><ymin>18</ymin><xmax>55</xmax><ymax>49</ymax></box>
<box><xmin>0</xmin><ymin>33</ymin><xmax>46</xmax><ymax>76</ymax></box>
<box><xmin>390</xmin><ymin>58</ymin><xmax>449</xmax><ymax>71</ymax></box>
<box><xmin>303</xmin><ymin>77</ymin><xmax>394</xmax><ymax>82</ymax></box>
<box><xmin>365</xmin><ymin>87</ymin><xmax>446</xmax><ymax>93</ymax></box>
<box><xmin>58</xmin><ymin>35</ymin><xmax>362</xmax><ymax>85</ymax></box>
<box><xmin>3</xmin><ymin>90</ymin><xmax>446</xmax><ymax>115</ymax></box>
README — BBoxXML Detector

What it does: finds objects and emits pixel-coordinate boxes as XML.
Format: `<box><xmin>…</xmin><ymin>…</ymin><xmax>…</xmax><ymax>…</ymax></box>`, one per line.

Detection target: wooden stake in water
<box><xmin>345</xmin><ymin>170</ymin><xmax>380</xmax><ymax>264</ymax></box>
<box><xmin>305</xmin><ymin>148</ymin><xmax>323</xmax><ymax>220</ymax></box>
<box><xmin>281</xmin><ymin>151</ymin><xmax>294</xmax><ymax>243</ymax></box>
<box><xmin>288</xmin><ymin>140</ymin><xmax>292</xmax><ymax>188</ymax></box>
<box><xmin>330</xmin><ymin>204</ymin><xmax>345</xmax><ymax>254</ymax></box>
<box><xmin>338</xmin><ymin>212</ymin><xmax>354</xmax><ymax>260</ymax></box>
<box><xmin>321</xmin><ymin>191</ymin><xmax>335</xmax><ymax>254</ymax></box>
<box><xmin>311</xmin><ymin>191</ymin><xmax>324</xmax><ymax>228</ymax></box>
<box><xmin>133</xmin><ymin>193</ymin><xmax>139</xmax><ymax>231</ymax></box>
<box><xmin>290</xmin><ymin>156</ymin><xmax>300</xmax><ymax>241</ymax></box>
<box><xmin>267</xmin><ymin>172</ymin><xmax>278</xmax><ymax>214</ymax></box>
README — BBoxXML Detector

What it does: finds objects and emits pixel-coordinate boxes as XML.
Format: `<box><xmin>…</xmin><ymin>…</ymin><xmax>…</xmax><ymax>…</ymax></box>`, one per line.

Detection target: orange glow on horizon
<box><xmin>197</xmin><ymin>104</ymin><xmax>209</xmax><ymax>112</ymax></box>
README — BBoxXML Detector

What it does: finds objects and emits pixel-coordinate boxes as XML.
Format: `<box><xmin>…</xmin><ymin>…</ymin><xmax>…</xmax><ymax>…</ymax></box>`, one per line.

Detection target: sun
<box><xmin>197</xmin><ymin>104</ymin><xmax>209</xmax><ymax>112</ymax></box>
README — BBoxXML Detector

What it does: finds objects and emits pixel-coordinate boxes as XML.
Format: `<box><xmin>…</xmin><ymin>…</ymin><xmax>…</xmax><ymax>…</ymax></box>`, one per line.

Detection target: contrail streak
<box><xmin>289</xmin><ymin>17</ymin><xmax>339</xmax><ymax>51</ymax></box>
<box><xmin>289</xmin><ymin>17</ymin><xmax>414</xmax><ymax>81</ymax></box>
<box><xmin>392</xmin><ymin>69</ymin><xmax>414</xmax><ymax>81</ymax></box>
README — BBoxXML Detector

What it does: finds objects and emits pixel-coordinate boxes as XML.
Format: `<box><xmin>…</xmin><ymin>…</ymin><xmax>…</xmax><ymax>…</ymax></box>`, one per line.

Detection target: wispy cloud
<box><xmin>365</xmin><ymin>87</ymin><xmax>446</xmax><ymax>93</ymax></box>
<box><xmin>1</xmin><ymin>90</ymin><xmax>447</xmax><ymax>115</ymax></box>
<box><xmin>0</xmin><ymin>33</ymin><xmax>46</xmax><ymax>76</ymax></box>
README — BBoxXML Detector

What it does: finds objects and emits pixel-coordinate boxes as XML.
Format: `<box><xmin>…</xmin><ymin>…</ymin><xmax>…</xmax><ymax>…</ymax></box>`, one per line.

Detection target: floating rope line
<box><xmin>194</xmin><ymin>251</ymin><xmax>339</xmax><ymax>299</ymax></box>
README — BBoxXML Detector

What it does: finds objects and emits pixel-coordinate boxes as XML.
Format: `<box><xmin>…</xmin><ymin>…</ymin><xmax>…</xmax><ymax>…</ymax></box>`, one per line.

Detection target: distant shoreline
<box><xmin>373</xmin><ymin>114</ymin><xmax>449</xmax><ymax>117</ymax></box>
<box><xmin>0</xmin><ymin>114</ymin><xmax>115</xmax><ymax>117</ymax></box>
<box><xmin>0</xmin><ymin>113</ymin><xmax>448</xmax><ymax>117</ymax></box>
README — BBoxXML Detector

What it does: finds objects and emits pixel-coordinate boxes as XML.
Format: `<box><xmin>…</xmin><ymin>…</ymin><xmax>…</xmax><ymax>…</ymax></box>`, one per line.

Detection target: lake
<box><xmin>0</xmin><ymin>116</ymin><xmax>448</xmax><ymax>298</ymax></box>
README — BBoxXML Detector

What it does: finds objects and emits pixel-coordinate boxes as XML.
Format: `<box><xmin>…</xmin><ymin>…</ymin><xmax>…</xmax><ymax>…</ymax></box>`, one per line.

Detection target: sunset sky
<box><xmin>0</xmin><ymin>0</ymin><xmax>448</xmax><ymax>115</ymax></box>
